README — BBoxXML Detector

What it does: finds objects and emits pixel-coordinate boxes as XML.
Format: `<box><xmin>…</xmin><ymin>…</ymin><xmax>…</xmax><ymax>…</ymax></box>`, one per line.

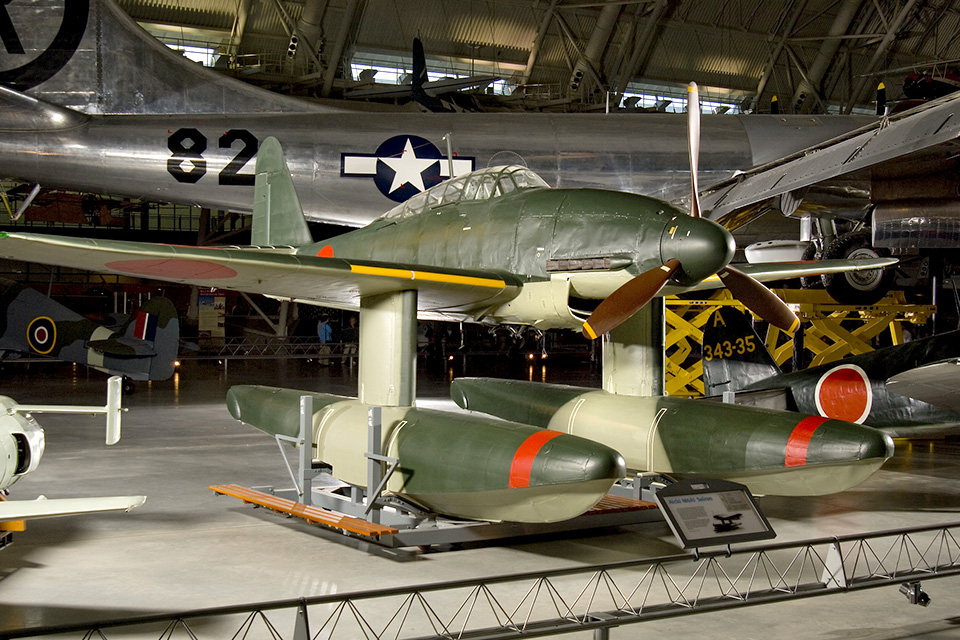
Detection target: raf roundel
<box><xmin>814</xmin><ymin>364</ymin><xmax>873</xmax><ymax>424</ymax></box>
<box><xmin>26</xmin><ymin>316</ymin><xmax>57</xmax><ymax>355</ymax></box>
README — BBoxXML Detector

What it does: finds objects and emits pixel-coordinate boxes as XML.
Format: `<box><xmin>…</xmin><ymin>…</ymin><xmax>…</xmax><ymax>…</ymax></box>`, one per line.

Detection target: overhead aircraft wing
<box><xmin>700</xmin><ymin>92</ymin><xmax>960</xmax><ymax>226</ymax></box>
<box><xmin>886</xmin><ymin>358</ymin><xmax>960</xmax><ymax>412</ymax></box>
<box><xmin>665</xmin><ymin>257</ymin><xmax>897</xmax><ymax>294</ymax></box>
<box><xmin>345</xmin><ymin>75</ymin><xmax>499</xmax><ymax>99</ymax></box>
<box><xmin>0</xmin><ymin>495</ymin><xmax>146</xmax><ymax>521</ymax></box>
<box><xmin>0</xmin><ymin>232</ymin><xmax>523</xmax><ymax>314</ymax></box>
<box><xmin>423</xmin><ymin>75</ymin><xmax>499</xmax><ymax>97</ymax></box>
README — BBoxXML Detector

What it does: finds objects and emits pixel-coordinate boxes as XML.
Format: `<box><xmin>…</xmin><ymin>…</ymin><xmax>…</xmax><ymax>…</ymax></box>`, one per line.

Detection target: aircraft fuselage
<box><xmin>0</xmin><ymin>111</ymin><xmax>872</xmax><ymax>228</ymax></box>
<box><xmin>299</xmin><ymin>181</ymin><xmax>734</xmax><ymax>290</ymax></box>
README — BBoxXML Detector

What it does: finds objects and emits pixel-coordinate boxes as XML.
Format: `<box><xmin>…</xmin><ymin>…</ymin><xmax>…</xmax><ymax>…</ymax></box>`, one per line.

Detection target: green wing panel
<box><xmin>0</xmin><ymin>232</ymin><xmax>522</xmax><ymax>313</ymax></box>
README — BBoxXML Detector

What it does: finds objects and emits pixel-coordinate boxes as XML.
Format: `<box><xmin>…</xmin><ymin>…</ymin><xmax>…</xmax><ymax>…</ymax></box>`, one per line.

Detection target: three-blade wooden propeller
<box><xmin>581</xmin><ymin>82</ymin><xmax>799</xmax><ymax>339</ymax></box>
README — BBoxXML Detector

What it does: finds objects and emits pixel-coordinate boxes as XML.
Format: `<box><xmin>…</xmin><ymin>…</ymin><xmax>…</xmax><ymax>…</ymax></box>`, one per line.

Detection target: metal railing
<box><xmin>184</xmin><ymin>335</ymin><xmax>346</xmax><ymax>360</ymax></box>
<box><xmin>3</xmin><ymin>521</ymin><xmax>959</xmax><ymax>640</ymax></box>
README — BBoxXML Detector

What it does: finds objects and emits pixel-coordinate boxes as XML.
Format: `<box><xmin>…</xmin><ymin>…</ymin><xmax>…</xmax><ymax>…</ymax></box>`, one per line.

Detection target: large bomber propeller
<box><xmin>582</xmin><ymin>82</ymin><xmax>800</xmax><ymax>339</ymax></box>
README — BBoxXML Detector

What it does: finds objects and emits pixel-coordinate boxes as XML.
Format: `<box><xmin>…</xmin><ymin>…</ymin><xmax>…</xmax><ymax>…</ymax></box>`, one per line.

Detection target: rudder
<box><xmin>252</xmin><ymin>137</ymin><xmax>313</xmax><ymax>247</ymax></box>
<box><xmin>122</xmin><ymin>296</ymin><xmax>179</xmax><ymax>381</ymax></box>
<box><xmin>702</xmin><ymin>307</ymin><xmax>781</xmax><ymax>395</ymax></box>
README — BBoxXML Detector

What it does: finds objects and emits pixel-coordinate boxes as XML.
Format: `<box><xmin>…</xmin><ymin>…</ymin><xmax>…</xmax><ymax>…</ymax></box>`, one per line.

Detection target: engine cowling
<box><xmin>0</xmin><ymin>402</ymin><xmax>45</xmax><ymax>490</ymax></box>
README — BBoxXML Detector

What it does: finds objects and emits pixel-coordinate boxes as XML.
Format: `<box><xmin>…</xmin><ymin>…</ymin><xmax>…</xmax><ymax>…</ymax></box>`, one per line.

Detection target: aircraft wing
<box><xmin>0</xmin><ymin>495</ymin><xmax>146</xmax><ymax>521</ymax></box>
<box><xmin>345</xmin><ymin>75</ymin><xmax>500</xmax><ymax>99</ymax></box>
<box><xmin>886</xmin><ymin>358</ymin><xmax>960</xmax><ymax>412</ymax></box>
<box><xmin>700</xmin><ymin>92</ymin><xmax>960</xmax><ymax>226</ymax></box>
<box><xmin>665</xmin><ymin>257</ymin><xmax>898</xmax><ymax>294</ymax></box>
<box><xmin>423</xmin><ymin>75</ymin><xmax>499</xmax><ymax>97</ymax></box>
<box><xmin>0</xmin><ymin>232</ymin><xmax>523</xmax><ymax>314</ymax></box>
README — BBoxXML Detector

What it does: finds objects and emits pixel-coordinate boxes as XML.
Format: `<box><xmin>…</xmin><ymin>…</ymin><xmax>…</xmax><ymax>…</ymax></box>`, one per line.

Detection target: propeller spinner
<box><xmin>581</xmin><ymin>82</ymin><xmax>800</xmax><ymax>339</ymax></box>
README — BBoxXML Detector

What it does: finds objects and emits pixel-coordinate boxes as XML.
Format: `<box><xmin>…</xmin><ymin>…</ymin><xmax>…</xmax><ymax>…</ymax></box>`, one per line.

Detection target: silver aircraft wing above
<box><xmin>700</xmin><ymin>92</ymin><xmax>960</xmax><ymax>226</ymax></box>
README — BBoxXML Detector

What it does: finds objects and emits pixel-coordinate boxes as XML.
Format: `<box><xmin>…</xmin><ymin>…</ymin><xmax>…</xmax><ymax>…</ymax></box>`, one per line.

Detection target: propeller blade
<box><xmin>718</xmin><ymin>265</ymin><xmax>800</xmax><ymax>333</ymax></box>
<box><xmin>688</xmin><ymin>82</ymin><xmax>702</xmax><ymax>218</ymax></box>
<box><xmin>582</xmin><ymin>259</ymin><xmax>681</xmax><ymax>339</ymax></box>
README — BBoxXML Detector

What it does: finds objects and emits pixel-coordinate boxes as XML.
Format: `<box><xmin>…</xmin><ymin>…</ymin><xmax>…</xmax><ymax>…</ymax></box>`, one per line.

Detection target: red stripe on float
<box><xmin>785</xmin><ymin>416</ymin><xmax>829</xmax><ymax>467</ymax></box>
<box><xmin>509</xmin><ymin>431</ymin><xmax>563</xmax><ymax>488</ymax></box>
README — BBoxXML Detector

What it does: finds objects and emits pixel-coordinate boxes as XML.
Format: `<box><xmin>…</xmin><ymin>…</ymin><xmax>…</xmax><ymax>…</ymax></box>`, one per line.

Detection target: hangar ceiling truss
<box><xmin>117</xmin><ymin>0</ymin><xmax>956</xmax><ymax>112</ymax></box>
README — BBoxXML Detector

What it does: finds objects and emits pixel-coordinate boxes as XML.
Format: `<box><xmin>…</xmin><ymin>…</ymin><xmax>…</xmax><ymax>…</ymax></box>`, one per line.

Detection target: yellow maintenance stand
<box><xmin>664</xmin><ymin>290</ymin><xmax>936</xmax><ymax>397</ymax></box>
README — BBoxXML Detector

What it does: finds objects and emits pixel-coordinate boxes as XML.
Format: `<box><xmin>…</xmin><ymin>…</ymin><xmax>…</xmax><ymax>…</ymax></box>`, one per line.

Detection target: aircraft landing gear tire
<box><xmin>821</xmin><ymin>231</ymin><xmax>894</xmax><ymax>305</ymax></box>
<box><xmin>122</xmin><ymin>377</ymin><xmax>136</xmax><ymax>395</ymax></box>
<box><xmin>800</xmin><ymin>242</ymin><xmax>822</xmax><ymax>289</ymax></box>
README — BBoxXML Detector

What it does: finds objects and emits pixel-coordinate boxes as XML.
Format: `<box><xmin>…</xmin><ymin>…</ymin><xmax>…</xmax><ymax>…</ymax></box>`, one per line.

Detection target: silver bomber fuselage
<box><xmin>0</xmin><ymin>111</ymin><xmax>873</xmax><ymax>227</ymax></box>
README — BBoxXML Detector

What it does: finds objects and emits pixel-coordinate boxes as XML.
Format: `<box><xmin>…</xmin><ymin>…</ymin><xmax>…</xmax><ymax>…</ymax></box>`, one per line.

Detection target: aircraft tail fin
<box><xmin>252</xmin><ymin>137</ymin><xmax>314</xmax><ymax>247</ymax></box>
<box><xmin>702</xmin><ymin>307</ymin><xmax>782</xmax><ymax>395</ymax></box>
<box><xmin>1</xmin><ymin>0</ymin><xmax>328</xmax><ymax>115</ymax></box>
<box><xmin>0</xmin><ymin>278</ymin><xmax>96</xmax><ymax>357</ymax></box>
<box><xmin>412</xmin><ymin>38</ymin><xmax>429</xmax><ymax>96</ymax></box>
<box><xmin>119</xmin><ymin>296</ymin><xmax>180</xmax><ymax>381</ymax></box>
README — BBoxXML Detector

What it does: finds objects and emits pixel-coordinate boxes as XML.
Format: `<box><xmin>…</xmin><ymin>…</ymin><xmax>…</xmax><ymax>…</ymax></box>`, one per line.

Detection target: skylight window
<box><xmin>164</xmin><ymin>43</ymin><xmax>217</xmax><ymax>67</ymax></box>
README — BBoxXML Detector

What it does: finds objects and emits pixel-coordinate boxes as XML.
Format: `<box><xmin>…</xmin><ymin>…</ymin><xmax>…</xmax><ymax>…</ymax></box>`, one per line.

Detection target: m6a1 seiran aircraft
<box><xmin>0</xmin><ymin>133</ymin><xmax>898</xmax><ymax>520</ymax></box>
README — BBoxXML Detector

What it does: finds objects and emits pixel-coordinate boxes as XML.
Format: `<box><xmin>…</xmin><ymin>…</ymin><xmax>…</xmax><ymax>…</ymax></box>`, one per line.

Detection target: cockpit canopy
<box><xmin>380</xmin><ymin>165</ymin><xmax>549</xmax><ymax>221</ymax></box>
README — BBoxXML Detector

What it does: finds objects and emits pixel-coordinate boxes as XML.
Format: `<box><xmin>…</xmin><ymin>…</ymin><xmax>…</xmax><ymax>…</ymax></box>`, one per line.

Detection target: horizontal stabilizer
<box><xmin>87</xmin><ymin>336</ymin><xmax>157</xmax><ymax>358</ymax></box>
<box><xmin>0</xmin><ymin>495</ymin><xmax>145</xmax><ymax>521</ymax></box>
<box><xmin>0</xmin><ymin>85</ymin><xmax>88</xmax><ymax>131</ymax></box>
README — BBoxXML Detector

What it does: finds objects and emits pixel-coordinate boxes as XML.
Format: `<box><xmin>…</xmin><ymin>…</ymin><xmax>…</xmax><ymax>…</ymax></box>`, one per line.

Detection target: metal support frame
<box><xmin>273</xmin><ymin>395</ymin><xmax>324</xmax><ymax>503</ymax></box>
<box><xmin>843</xmin><ymin>0</ymin><xmax>921</xmax><ymax>113</ymax></box>
<box><xmin>320</xmin><ymin>0</ymin><xmax>361</xmax><ymax>98</ymax></box>
<box><xmin>362</xmin><ymin>406</ymin><xmax>400</xmax><ymax>521</ymax></box>
<box><xmin>790</xmin><ymin>0</ymin><xmax>861</xmax><ymax>113</ymax></box>
<box><xmin>663</xmin><ymin>289</ymin><xmax>934</xmax><ymax>396</ymax></box>
<box><xmin>260</xmin><ymin>400</ymin><xmax>659</xmax><ymax>547</ymax></box>
<box><xmin>612</xmin><ymin>0</ymin><xmax>667</xmax><ymax>102</ymax></box>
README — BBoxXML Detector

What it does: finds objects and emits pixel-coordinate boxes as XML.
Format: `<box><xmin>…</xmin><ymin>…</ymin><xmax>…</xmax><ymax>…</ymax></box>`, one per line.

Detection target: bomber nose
<box><xmin>660</xmin><ymin>215</ymin><xmax>735</xmax><ymax>286</ymax></box>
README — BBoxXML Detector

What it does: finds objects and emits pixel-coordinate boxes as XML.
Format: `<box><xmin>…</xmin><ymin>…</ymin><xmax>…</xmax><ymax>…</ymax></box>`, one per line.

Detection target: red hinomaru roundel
<box><xmin>814</xmin><ymin>364</ymin><xmax>873</xmax><ymax>424</ymax></box>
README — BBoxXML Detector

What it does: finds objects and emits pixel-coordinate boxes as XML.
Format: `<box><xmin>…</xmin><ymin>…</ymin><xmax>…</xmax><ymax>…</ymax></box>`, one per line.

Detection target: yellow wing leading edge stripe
<box><xmin>349</xmin><ymin>265</ymin><xmax>506</xmax><ymax>289</ymax></box>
